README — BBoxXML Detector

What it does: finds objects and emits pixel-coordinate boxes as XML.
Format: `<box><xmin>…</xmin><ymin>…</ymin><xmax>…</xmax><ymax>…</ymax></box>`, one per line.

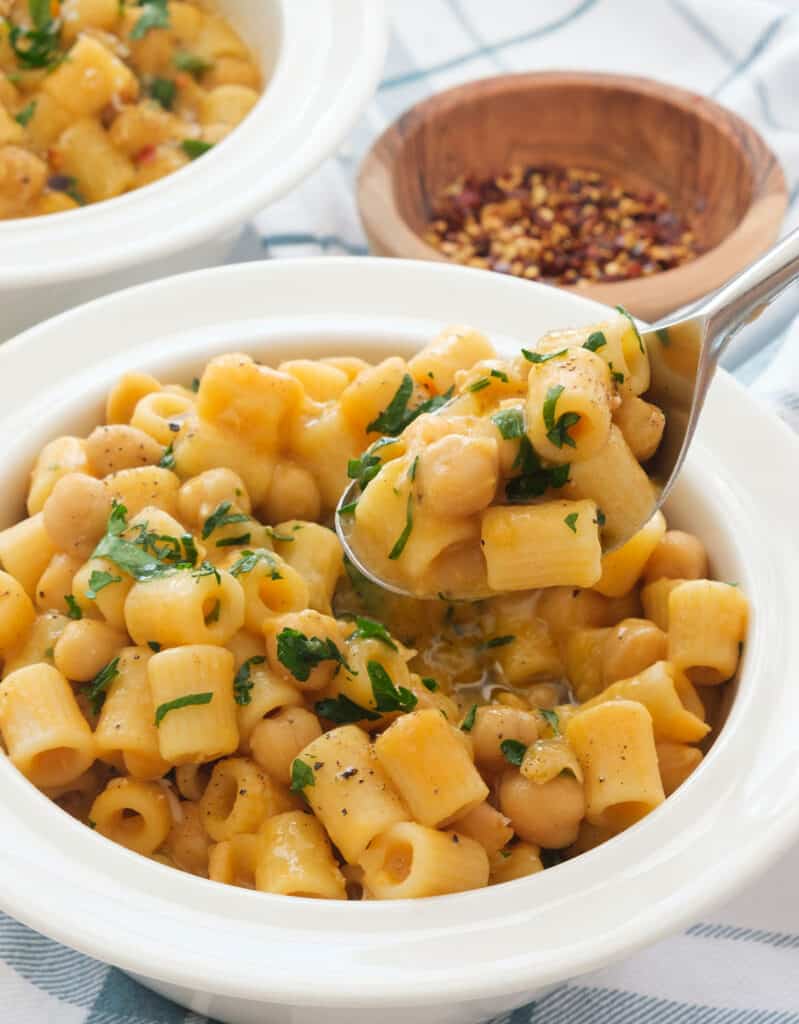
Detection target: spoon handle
<box><xmin>696</xmin><ymin>227</ymin><xmax>799</xmax><ymax>364</ymax></box>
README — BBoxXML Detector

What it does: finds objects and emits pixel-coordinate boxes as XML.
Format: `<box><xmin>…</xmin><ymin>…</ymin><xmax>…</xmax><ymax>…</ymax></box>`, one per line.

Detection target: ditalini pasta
<box><xmin>0</xmin><ymin>0</ymin><xmax>262</xmax><ymax>220</ymax></box>
<box><xmin>0</xmin><ymin>322</ymin><xmax>748</xmax><ymax>899</ymax></box>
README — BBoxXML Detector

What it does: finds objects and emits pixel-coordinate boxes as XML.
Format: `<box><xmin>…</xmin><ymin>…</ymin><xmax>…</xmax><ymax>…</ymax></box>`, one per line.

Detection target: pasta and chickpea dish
<box><xmin>0</xmin><ymin>0</ymin><xmax>261</xmax><ymax>219</ymax></box>
<box><xmin>0</xmin><ymin>317</ymin><xmax>748</xmax><ymax>900</ymax></box>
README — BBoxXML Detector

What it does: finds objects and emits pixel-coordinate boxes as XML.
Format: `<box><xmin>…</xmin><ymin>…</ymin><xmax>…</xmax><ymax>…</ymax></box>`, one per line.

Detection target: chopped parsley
<box><xmin>347</xmin><ymin>436</ymin><xmax>397</xmax><ymax>492</ymax></box>
<box><xmin>408</xmin><ymin>455</ymin><xmax>420</xmax><ymax>482</ymax></box>
<box><xmin>174</xmin><ymin>50</ymin><xmax>213</xmax><ymax>75</ymax></box>
<box><xmin>190</xmin><ymin>377</ymin><xmax>200</xmax><ymax>393</ymax></box>
<box><xmin>229</xmin><ymin>549</ymin><xmax>281</xmax><ymax>579</ymax></box>
<box><xmin>314</xmin><ymin>694</ymin><xmax>381</xmax><ymax>724</ymax></box>
<box><xmin>564</xmin><ymin>512</ymin><xmax>579</xmax><ymax>534</ymax></box>
<box><xmin>265</xmin><ymin>526</ymin><xmax>295</xmax><ymax>543</ymax></box>
<box><xmin>215</xmin><ymin>533</ymin><xmax>251</xmax><ymax>548</ymax></box>
<box><xmin>388</xmin><ymin>493</ymin><xmax>413</xmax><ymax>560</ymax></box>
<box><xmin>148</xmin><ymin>76</ymin><xmax>176</xmax><ymax>109</ymax></box>
<box><xmin>596</xmin><ymin>509</ymin><xmax>607</xmax><ymax>527</ymax></box>
<box><xmin>276</xmin><ymin>628</ymin><xmax>350</xmax><ymax>682</ymax></box>
<box><xmin>506</xmin><ymin>435</ymin><xmax>570</xmax><ymax>502</ymax></box>
<box><xmin>290</xmin><ymin>758</ymin><xmax>315</xmax><ymax>791</ymax></box>
<box><xmin>583</xmin><ymin>331</ymin><xmax>607</xmax><ymax>352</ymax></box>
<box><xmin>8</xmin><ymin>0</ymin><xmax>61</xmax><ymax>70</ymax></box>
<box><xmin>543</xmin><ymin>385</ymin><xmax>580</xmax><ymax>449</ymax></box>
<box><xmin>421</xmin><ymin>677</ymin><xmax>439</xmax><ymax>692</ymax></box>
<box><xmin>467</xmin><ymin>378</ymin><xmax>490</xmax><ymax>393</ymax></box>
<box><xmin>92</xmin><ymin>503</ymin><xmax>185</xmax><ymax>581</ymax></box>
<box><xmin>192</xmin><ymin>561</ymin><xmax>221</xmax><ymax>584</ymax></box>
<box><xmin>83</xmin><ymin>657</ymin><xmax>120</xmax><ymax>716</ymax></box>
<box><xmin>500</xmin><ymin>739</ymin><xmax>527</xmax><ymax>767</ymax></box>
<box><xmin>522</xmin><ymin>348</ymin><xmax>566</xmax><ymax>364</ymax></box>
<box><xmin>159</xmin><ymin>442</ymin><xmax>175</xmax><ymax>469</ymax></box>
<box><xmin>131</xmin><ymin>0</ymin><xmax>170</xmax><ymax>40</ymax></box>
<box><xmin>338</xmin><ymin>500</ymin><xmax>358</xmax><ymax>516</ymax></box>
<box><xmin>366</xmin><ymin>374</ymin><xmax>453</xmax><ymax>435</ymax></box>
<box><xmin>460</xmin><ymin>704</ymin><xmax>477</xmax><ymax>732</ymax></box>
<box><xmin>655</xmin><ymin>327</ymin><xmax>671</xmax><ymax>347</ymax></box>
<box><xmin>367</xmin><ymin>660</ymin><xmax>417</xmax><ymax>713</ymax></box>
<box><xmin>491</xmin><ymin>407</ymin><xmax>525</xmax><ymax>440</ymax></box>
<box><xmin>480</xmin><ymin>635</ymin><xmax>515</xmax><ymax>650</ymax></box>
<box><xmin>609</xmin><ymin>362</ymin><xmax>625</xmax><ymax>384</ymax></box>
<box><xmin>539</xmin><ymin>708</ymin><xmax>561</xmax><ymax>735</ymax></box>
<box><xmin>350</xmin><ymin>616</ymin><xmax>397</xmax><ymax>650</ymax></box>
<box><xmin>201</xmin><ymin>502</ymin><xmax>249</xmax><ymax>540</ymax></box>
<box><xmin>14</xmin><ymin>100</ymin><xmax>36</xmax><ymax>127</ymax></box>
<box><xmin>147</xmin><ymin>641</ymin><xmax>161</xmax><ymax>652</ymax></box>
<box><xmin>233</xmin><ymin>655</ymin><xmax>265</xmax><ymax>706</ymax></box>
<box><xmin>181</xmin><ymin>139</ymin><xmax>214</xmax><ymax>160</ymax></box>
<box><xmin>86</xmin><ymin>570</ymin><xmax>121</xmax><ymax>599</ymax></box>
<box><xmin>154</xmin><ymin>691</ymin><xmax>213</xmax><ymax>726</ymax></box>
<box><xmin>616</xmin><ymin>305</ymin><xmax>645</xmax><ymax>354</ymax></box>
<box><xmin>64</xmin><ymin>595</ymin><xmax>83</xmax><ymax>620</ymax></box>
<box><xmin>490</xmin><ymin>368</ymin><xmax>509</xmax><ymax>382</ymax></box>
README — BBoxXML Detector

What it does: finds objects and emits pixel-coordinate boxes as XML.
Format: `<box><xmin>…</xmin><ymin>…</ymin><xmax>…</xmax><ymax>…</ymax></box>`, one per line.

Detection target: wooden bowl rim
<box><xmin>357</xmin><ymin>70</ymin><xmax>788</xmax><ymax>317</ymax></box>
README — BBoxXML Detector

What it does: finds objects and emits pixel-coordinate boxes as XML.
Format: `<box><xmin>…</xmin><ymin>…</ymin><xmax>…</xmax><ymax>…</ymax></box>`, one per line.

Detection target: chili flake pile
<box><xmin>424</xmin><ymin>164</ymin><xmax>702</xmax><ymax>285</ymax></box>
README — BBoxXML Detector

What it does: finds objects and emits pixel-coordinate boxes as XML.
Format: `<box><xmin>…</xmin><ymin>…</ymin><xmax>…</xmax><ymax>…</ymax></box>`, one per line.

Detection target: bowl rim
<box><xmin>0</xmin><ymin>0</ymin><xmax>388</xmax><ymax>287</ymax></box>
<box><xmin>0</xmin><ymin>258</ymin><xmax>798</xmax><ymax>1008</ymax></box>
<box><xmin>356</xmin><ymin>70</ymin><xmax>787</xmax><ymax>322</ymax></box>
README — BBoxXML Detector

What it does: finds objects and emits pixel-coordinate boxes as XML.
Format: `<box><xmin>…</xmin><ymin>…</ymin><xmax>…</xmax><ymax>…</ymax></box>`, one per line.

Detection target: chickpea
<box><xmin>644</xmin><ymin>531</ymin><xmax>708</xmax><ymax>583</ymax></box>
<box><xmin>43</xmin><ymin>473</ymin><xmax>111</xmax><ymax>560</ymax></box>
<box><xmin>264</xmin><ymin>609</ymin><xmax>346</xmax><ymax>692</ymax></box>
<box><xmin>471</xmin><ymin>706</ymin><xmax>540</xmax><ymax>774</ymax></box>
<box><xmin>419</xmin><ymin>434</ymin><xmax>499</xmax><ymax>517</ymax></box>
<box><xmin>86</xmin><ymin>425</ymin><xmax>164</xmax><ymax>476</ymax></box>
<box><xmin>499</xmin><ymin>770</ymin><xmax>585</xmax><ymax>849</ymax></box>
<box><xmin>259</xmin><ymin>461</ymin><xmax>321</xmax><ymax>525</ymax></box>
<box><xmin>54</xmin><ymin>619</ymin><xmax>127</xmax><ymax>682</ymax></box>
<box><xmin>602</xmin><ymin>617</ymin><xmax>668</xmax><ymax>685</ymax></box>
<box><xmin>178</xmin><ymin>468</ymin><xmax>251</xmax><ymax>528</ymax></box>
<box><xmin>250</xmin><ymin>707</ymin><xmax>322</xmax><ymax>785</ymax></box>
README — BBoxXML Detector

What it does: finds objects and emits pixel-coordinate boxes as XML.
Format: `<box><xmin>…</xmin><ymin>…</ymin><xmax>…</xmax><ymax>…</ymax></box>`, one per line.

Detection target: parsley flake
<box><xmin>277</xmin><ymin>628</ymin><xmax>350</xmax><ymax>682</ymax></box>
<box><xmin>83</xmin><ymin>657</ymin><xmax>120</xmax><ymax>716</ymax></box>
<box><xmin>583</xmin><ymin>331</ymin><xmax>607</xmax><ymax>352</ymax></box>
<box><xmin>174</xmin><ymin>51</ymin><xmax>213</xmax><ymax>75</ymax></box>
<box><xmin>148</xmin><ymin>76</ymin><xmax>176</xmax><ymax>109</ymax></box>
<box><xmin>480</xmin><ymin>635</ymin><xmax>515</xmax><ymax>650</ymax></box>
<box><xmin>467</xmin><ymin>378</ymin><xmax>490</xmax><ymax>393</ymax></box>
<box><xmin>543</xmin><ymin>385</ymin><xmax>580</xmax><ymax>449</ymax></box>
<box><xmin>131</xmin><ymin>0</ymin><xmax>170</xmax><ymax>40</ymax></box>
<box><xmin>86</xmin><ymin>570</ymin><xmax>121</xmax><ymax>599</ymax></box>
<box><xmin>290</xmin><ymin>758</ymin><xmax>315</xmax><ymax>791</ymax></box>
<box><xmin>388</xmin><ymin>493</ymin><xmax>413</xmax><ymax>560</ymax></box>
<box><xmin>539</xmin><ymin>708</ymin><xmax>561</xmax><ymax>735</ymax></box>
<box><xmin>522</xmin><ymin>348</ymin><xmax>567</xmax><ymax>364</ymax></box>
<box><xmin>154</xmin><ymin>691</ymin><xmax>213</xmax><ymax>726</ymax></box>
<box><xmin>233</xmin><ymin>655</ymin><xmax>265</xmax><ymax>706</ymax></box>
<box><xmin>491</xmin><ymin>407</ymin><xmax>525</xmax><ymax>440</ymax></box>
<box><xmin>14</xmin><ymin>100</ymin><xmax>36</xmax><ymax>127</ymax></box>
<box><xmin>159</xmin><ymin>442</ymin><xmax>175</xmax><ymax>469</ymax></box>
<box><xmin>564</xmin><ymin>512</ymin><xmax>579</xmax><ymax>533</ymax></box>
<box><xmin>201</xmin><ymin>502</ymin><xmax>250</xmax><ymax>540</ymax></box>
<box><xmin>421</xmin><ymin>677</ymin><xmax>439</xmax><ymax>692</ymax></box>
<box><xmin>500</xmin><ymin>738</ymin><xmax>527</xmax><ymax>767</ymax></box>
<box><xmin>64</xmin><ymin>595</ymin><xmax>83</xmax><ymax>620</ymax></box>
<box><xmin>181</xmin><ymin>139</ymin><xmax>214</xmax><ymax>159</ymax></box>
<box><xmin>351</xmin><ymin>616</ymin><xmax>397</xmax><ymax>650</ymax></box>
<box><xmin>460</xmin><ymin>704</ymin><xmax>477</xmax><ymax>732</ymax></box>
<box><xmin>314</xmin><ymin>694</ymin><xmax>381</xmax><ymax>724</ymax></box>
<box><xmin>366</xmin><ymin>374</ymin><xmax>453</xmax><ymax>435</ymax></box>
<box><xmin>148</xmin><ymin>641</ymin><xmax>161</xmax><ymax>652</ymax></box>
<box><xmin>367</xmin><ymin>660</ymin><xmax>417</xmax><ymax>713</ymax></box>
<box><xmin>616</xmin><ymin>305</ymin><xmax>645</xmax><ymax>354</ymax></box>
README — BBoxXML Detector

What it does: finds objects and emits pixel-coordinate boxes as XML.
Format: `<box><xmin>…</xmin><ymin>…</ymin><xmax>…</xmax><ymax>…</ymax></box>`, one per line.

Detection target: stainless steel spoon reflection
<box><xmin>336</xmin><ymin>229</ymin><xmax>799</xmax><ymax>599</ymax></box>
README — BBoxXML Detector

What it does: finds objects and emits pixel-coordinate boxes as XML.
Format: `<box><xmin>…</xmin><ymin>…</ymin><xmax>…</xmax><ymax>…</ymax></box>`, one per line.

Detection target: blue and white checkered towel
<box><xmin>3</xmin><ymin>1</ymin><xmax>799</xmax><ymax>1021</ymax></box>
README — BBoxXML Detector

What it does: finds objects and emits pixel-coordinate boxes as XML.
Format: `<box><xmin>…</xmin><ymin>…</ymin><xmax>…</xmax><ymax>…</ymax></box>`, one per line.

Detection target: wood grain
<box><xmin>357</xmin><ymin>72</ymin><xmax>787</xmax><ymax>322</ymax></box>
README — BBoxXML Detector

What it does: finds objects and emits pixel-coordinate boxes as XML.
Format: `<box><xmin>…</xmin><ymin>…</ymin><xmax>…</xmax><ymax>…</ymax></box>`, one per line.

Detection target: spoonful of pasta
<box><xmin>335</xmin><ymin>229</ymin><xmax>799</xmax><ymax>600</ymax></box>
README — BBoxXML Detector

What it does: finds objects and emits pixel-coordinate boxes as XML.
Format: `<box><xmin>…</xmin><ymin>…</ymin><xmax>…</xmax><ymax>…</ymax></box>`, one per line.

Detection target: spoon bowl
<box><xmin>336</xmin><ymin>229</ymin><xmax>799</xmax><ymax>599</ymax></box>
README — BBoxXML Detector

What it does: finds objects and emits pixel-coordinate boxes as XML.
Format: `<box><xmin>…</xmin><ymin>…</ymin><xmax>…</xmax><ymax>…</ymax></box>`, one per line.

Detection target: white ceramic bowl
<box><xmin>1</xmin><ymin>260</ymin><xmax>798</xmax><ymax>1024</ymax></box>
<box><xmin>0</xmin><ymin>1</ymin><xmax>387</xmax><ymax>340</ymax></box>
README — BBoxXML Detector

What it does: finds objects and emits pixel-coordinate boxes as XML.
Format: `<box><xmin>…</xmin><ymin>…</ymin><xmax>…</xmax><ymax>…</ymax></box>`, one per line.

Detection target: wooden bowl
<box><xmin>357</xmin><ymin>72</ymin><xmax>787</xmax><ymax>322</ymax></box>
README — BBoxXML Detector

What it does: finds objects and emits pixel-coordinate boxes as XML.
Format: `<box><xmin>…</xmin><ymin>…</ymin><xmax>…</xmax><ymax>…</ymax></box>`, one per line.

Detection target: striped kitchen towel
<box><xmin>2</xmin><ymin>1</ymin><xmax>799</xmax><ymax>1021</ymax></box>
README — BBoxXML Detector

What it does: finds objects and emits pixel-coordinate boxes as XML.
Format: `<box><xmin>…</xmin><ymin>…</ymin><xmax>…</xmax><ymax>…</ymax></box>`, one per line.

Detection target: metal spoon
<box><xmin>336</xmin><ymin>228</ymin><xmax>799</xmax><ymax>599</ymax></box>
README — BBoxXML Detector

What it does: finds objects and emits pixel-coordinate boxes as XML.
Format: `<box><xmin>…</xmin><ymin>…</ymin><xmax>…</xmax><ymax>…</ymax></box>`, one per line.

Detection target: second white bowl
<box><xmin>0</xmin><ymin>1</ymin><xmax>387</xmax><ymax>340</ymax></box>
